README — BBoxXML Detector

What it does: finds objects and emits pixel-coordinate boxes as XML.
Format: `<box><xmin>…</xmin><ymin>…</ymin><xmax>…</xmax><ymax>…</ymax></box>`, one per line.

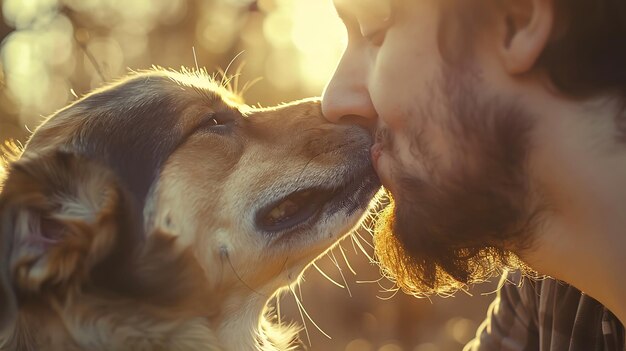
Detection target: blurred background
<box><xmin>0</xmin><ymin>0</ymin><xmax>498</xmax><ymax>349</ymax></box>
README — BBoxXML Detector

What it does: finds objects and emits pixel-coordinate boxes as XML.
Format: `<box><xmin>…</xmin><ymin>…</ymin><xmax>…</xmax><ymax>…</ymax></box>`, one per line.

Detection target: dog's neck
<box><xmin>6</xmin><ymin>290</ymin><xmax>299</xmax><ymax>351</ymax></box>
<box><xmin>216</xmin><ymin>293</ymin><xmax>301</xmax><ymax>351</ymax></box>
<box><xmin>4</xmin><ymin>231</ymin><xmax>302</xmax><ymax>350</ymax></box>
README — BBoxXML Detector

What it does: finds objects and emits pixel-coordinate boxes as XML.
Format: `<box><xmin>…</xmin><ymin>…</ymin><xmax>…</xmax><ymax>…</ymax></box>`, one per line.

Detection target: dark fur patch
<box><xmin>20</xmin><ymin>73</ymin><xmax>224</xmax><ymax>293</ymax></box>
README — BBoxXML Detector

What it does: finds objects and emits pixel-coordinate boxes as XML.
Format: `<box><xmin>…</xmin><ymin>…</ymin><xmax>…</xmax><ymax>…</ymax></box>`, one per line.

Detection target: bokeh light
<box><xmin>0</xmin><ymin>0</ymin><xmax>346</xmax><ymax>140</ymax></box>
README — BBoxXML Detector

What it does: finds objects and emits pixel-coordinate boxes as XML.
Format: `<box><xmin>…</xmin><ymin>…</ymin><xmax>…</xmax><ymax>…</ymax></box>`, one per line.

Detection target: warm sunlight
<box><xmin>0</xmin><ymin>0</ymin><xmax>345</xmax><ymax>129</ymax></box>
<box><xmin>291</xmin><ymin>0</ymin><xmax>346</xmax><ymax>89</ymax></box>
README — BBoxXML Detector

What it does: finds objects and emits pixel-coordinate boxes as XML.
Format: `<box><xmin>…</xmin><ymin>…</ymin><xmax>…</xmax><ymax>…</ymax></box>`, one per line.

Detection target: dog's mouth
<box><xmin>255</xmin><ymin>168</ymin><xmax>380</xmax><ymax>234</ymax></box>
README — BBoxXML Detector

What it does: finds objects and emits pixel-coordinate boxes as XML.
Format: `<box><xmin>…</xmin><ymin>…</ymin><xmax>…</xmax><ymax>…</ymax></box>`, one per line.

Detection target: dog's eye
<box><xmin>208</xmin><ymin>112</ymin><xmax>234</xmax><ymax>126</ymax></box>
<box><xmin>200</xmin><ymin>112</ymin><xmax>236</xmax><ymax>134</ymax></box>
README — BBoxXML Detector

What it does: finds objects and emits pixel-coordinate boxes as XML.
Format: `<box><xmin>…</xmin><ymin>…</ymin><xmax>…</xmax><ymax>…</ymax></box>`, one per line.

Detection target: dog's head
<box><xmin>0</xmin><ymin>70</ymin><xmax>379</xmax><ymax>349</ymax></box>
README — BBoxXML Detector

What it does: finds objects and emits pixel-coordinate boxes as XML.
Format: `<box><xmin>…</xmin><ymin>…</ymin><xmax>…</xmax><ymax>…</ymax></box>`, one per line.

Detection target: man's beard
<box><xmin>374</xmin><ymin>67</ymin><xmax>543</xmax><ymax>297</ymax></box>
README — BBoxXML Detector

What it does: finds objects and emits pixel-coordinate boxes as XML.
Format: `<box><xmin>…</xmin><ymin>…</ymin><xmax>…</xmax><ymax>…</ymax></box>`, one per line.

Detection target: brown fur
<box><xmin>0</xmin><ymin>70</ymin><xmax>380</xmax><ymax>350</ymax></box>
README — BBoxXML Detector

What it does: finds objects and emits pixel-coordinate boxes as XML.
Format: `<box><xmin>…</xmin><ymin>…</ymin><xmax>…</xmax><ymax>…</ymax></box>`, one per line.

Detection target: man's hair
<box><xmin>439</xmin><ymin>0</ymin><xmax>626</xmax><ymax>100</ymax></box>
<box><xmin>542</xmin><ymin>0</ymin><xmax>626</xmax><ymax>99</ymax></box>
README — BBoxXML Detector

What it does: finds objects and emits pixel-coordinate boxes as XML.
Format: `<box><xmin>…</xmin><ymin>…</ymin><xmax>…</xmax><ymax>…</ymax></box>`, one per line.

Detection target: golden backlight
<box><xmin>0</xmin><ymin>1</ymin><xmax>494</xmax><ymax>350</ymax></box>
<box><xmin>0</xmin><ymin>0</ymin><xmax>346</xmax><ymax>130</ymax></box>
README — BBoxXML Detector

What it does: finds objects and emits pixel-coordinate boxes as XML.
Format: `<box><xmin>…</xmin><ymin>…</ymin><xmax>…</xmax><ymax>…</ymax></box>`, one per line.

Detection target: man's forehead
<box><xmin>333</xmin><ymin>0</ymin><xmax>392</xmax><ymax>20</ymax></box>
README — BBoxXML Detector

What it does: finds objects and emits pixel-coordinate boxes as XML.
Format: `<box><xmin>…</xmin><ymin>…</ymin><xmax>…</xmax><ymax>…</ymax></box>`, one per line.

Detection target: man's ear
<box><xmin>499</xmin><ymin>0</ymin><xmax>555</xmax><ymax>74</ymax></box>
<box><xmin>0</xmin><ymin>151</ymin><xmax>135</xmax><ymax>328</ymax></box>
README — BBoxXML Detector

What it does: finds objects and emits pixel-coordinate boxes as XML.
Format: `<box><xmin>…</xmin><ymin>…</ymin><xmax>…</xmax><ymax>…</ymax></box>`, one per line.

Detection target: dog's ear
<box><xmin>0</xmin><ymin>151</ymin><xmax>136</xmax><ymax>327</ymax></box>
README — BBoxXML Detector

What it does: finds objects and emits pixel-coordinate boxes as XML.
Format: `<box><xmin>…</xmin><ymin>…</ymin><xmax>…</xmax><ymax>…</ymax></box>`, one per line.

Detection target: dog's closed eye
<box><xmin>199</xmin><ymin>111</ymin><xmax>238</xmax><ymax>135</ymax></box>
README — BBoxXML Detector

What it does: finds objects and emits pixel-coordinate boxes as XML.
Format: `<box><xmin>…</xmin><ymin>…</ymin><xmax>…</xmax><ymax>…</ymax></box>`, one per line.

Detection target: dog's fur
<box><xmin>0</xmin><ymin>70</ymin><xmax>380</xmax><ymax>350</ymax></box>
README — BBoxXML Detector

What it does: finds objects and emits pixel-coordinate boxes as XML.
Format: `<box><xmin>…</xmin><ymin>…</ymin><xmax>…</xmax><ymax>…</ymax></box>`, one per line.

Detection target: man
<box><xmin>321</xmin><ymin>0</ymin><xmax>625</xmax><ymax>349</ymax></box>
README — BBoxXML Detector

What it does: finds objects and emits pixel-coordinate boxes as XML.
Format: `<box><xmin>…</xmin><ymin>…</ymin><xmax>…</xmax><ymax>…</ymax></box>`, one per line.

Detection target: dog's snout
<box><xmin>303</xmin><ymin>124</ymin><xmax>373</xmax><ymax>157</ymax></box>
<box><xmin>333</xmin><ymin>114</ymin><xmax>377</xmax><ymax>135</ymax></box>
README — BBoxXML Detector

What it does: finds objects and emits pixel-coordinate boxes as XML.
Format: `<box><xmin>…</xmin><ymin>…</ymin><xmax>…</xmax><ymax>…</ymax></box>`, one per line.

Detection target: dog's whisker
<box><xmin>376</xmin><ymin>286</ymin><xmax>401</xmax><ymax>301</ymax></box>
<box><xmin>240</xmin><ymin>77</ymin><xmax>263</xmax><ymax>98</ymax></box>
<box><xmin>221</xmin><ymin>247</ymin><xmax>267</xmax><ymax>298</ymax></box>
<box><xmin>273</xmin><ymin>256</ymin><xmax>290</xmax><ymax>331</ymax></box>
<box><xmin>289</xmin><ymin>285</ymin><xmax>332</xmax><ymax>341</ymax></box>
<box><xmin>217</xmin><ymin>69</ymin><xmax>227</xmax><ymax>89</ymax></box>
<box><xmin>192</xmin><ymin>46</ymin><xmax>200</xmax><ymax>72</ymax></box>
<box><xmin>232</xmin><ymin>61</ymin><xmax>242</xmax><ymax>95</ymax></box>
<box><xmin>354</xmin><ymin>229</ymin><xmax>375</xmax><ymax>250</ymax></box>
<box><xmin>293</xmin><ymin>151</ymin><xmax>326</xmax><ymax>192</ymax></box>
<box><xmin>297</xmin><ymin>280</ymin><xmax>304</xmax><ymax>303</ymax></box>
<box><xmin>350</xmin><ymin>232</ymin><xmax>375</xmax><ymax>262</ymax></box>
<box><xmin>279</xmin><ymin>256</ymin><xmax>290</xmax><ymax>274</ymax></box>
<box><xmin>356</xmin><ymin>276</ymin><xmax>386</xmax><ymax>284</ymax></box>
<box><xmin>221</xmin><ymin>74</ymin><xmax>240</xmax><ymax>92</ymax></box>
<box><xmin>220</xmin><ymin>73</ymin><xmax>236</xmax><ymax>93</ymax></box>
<box><xmin>375</xmin><ymin>276</ymin><xmax>401</xmax><ymax>294</ymax></box>
<box><xmin>312</xmin><ymin>262</ymin><xmax>345</xmax><ymax>289</ymax></box>
<box><xmin>216</xmin><ymin>68</ymin><xmax>228</xmax><ymax>89</ymax></box>
<box><xmin>75</xmin><ymin>35</ymin><xmax>107</xmax><ymax>83</ymax></box>
<box><xmin>327</xmin><ymin>250</ymin><xmax>352</xmax><ymax>297</ymax></box>
<box><xmin>349</xmin><ymin>234</ymin><xmax>359</xmax><ymax>255</ymax></box>
<box><xmin>275</xmin><ymin>294</ymin><xmax>282</xmax><ymax>328</ymax></box>
<box><xmin>356</xmin><ymin>271</ymin><xmax>403</xmax><ymax>301</ymax></box>
<box><xmin>293</xmin><ymin>137</ymin><xmax>357</xmax><ymax>192</ymax></box>
<box><xmin>338</xmin><ymin>244</ymin><xmax>357</xmax><ymax>276</ymax></box>
<box><xmin>291</xmin><ymin>285</ymin><xmax>311</xmax><ymax>346</ymax></box>
<box><xmin>219</xmin><ymin>51</ymin><xmax>246</xmax><ymax>89</ymax></box>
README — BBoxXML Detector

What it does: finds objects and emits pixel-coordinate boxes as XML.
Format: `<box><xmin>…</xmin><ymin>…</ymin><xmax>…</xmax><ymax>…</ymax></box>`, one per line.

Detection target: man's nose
<box><xmin>321</xmin><ymin>57</ymin><xmax>378</xmax><ymax>130</ymax></box>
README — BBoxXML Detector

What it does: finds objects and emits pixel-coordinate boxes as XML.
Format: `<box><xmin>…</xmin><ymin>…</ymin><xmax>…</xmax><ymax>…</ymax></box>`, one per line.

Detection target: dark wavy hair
<box><xmin>542</xmin><ymin>0</ymin><xmax>626</xmax><ymax>99</ymax></box>
<box><xmin>439</xmin><ymin>0</ymin><xmax>626</xmax><ymax>100</ymax></box>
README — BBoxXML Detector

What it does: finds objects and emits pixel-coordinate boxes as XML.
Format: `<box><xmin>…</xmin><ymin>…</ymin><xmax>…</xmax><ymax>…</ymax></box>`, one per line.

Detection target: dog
<box><xmin>0</xmin><ymin>69</ymin><xmax>381</xmax><ymax>350</ymax></box>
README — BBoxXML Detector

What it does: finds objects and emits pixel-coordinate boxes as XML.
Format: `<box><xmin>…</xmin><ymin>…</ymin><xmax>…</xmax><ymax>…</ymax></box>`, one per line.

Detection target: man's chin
<box><xmin>373</xmin><ymin>190</ymin><xmax>471</xmax><ymax>297</ymax></box>
<box><xmin>372</xmin><ymin>169</ymin><xmax>534</xmax><ymax>297</ymax></box>
<box><xmin>371</xmin><ymin>63</ymin><xmax>540</xmax><ymax>297</ymax></box>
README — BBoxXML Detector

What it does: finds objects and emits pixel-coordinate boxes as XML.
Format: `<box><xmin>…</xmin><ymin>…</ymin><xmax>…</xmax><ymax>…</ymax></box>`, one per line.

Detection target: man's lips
<box><xmin>370</xmin><ymin>142</ymin><xmax>397</xmax><ymax>193</ymax></box>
